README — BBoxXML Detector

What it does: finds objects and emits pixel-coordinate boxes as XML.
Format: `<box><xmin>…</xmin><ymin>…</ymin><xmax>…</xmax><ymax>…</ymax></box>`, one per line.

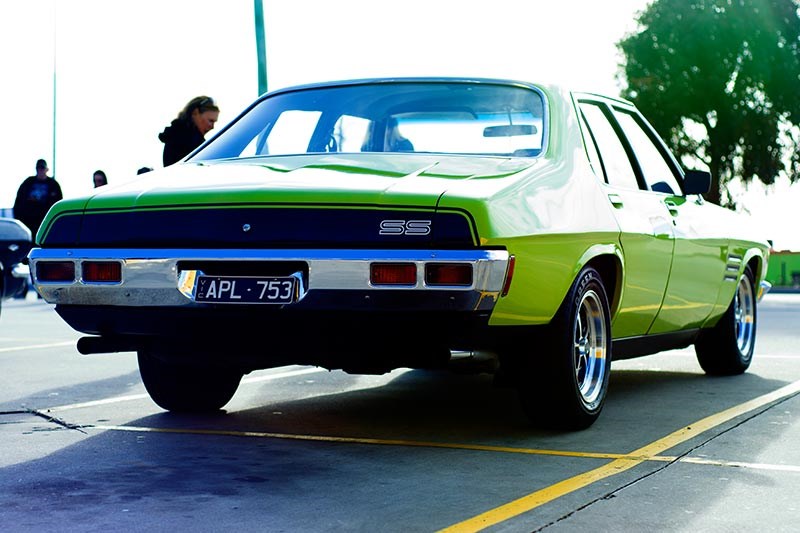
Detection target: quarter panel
<box><xmin>487</xmin><ymin>232</ymin><xmax>620</xmax><ymax>325</ymax></box>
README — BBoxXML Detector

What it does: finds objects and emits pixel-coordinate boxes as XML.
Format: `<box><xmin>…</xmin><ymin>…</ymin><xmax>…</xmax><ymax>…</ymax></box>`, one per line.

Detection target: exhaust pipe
<box><xmin>77</xmin><ymin>336</ymin><xmax>141</xmax><ymax>355</ymax></box>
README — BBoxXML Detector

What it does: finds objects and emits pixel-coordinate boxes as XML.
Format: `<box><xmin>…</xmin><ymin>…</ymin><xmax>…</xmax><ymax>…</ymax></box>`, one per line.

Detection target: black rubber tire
<box><xmin>137</xmin><ymin>349</ymin><xmax>243</xmax><ymax>412</ymax></box>
<box><xmin>695</xmin><ymin>265</ymin><xmax>757</xmax><ymax>376</ymax></box>
<box><xmin>514</xmin><ymin>266</ymin><xmax>612</xmax><ymax>430</ymax></box>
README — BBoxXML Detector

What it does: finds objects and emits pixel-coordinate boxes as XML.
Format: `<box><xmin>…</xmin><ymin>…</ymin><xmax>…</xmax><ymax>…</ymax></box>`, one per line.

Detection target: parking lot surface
<box><xmin>1</xmin><ymin>294</ymin><xmax>799</xmax><ymax>532</ymax></box>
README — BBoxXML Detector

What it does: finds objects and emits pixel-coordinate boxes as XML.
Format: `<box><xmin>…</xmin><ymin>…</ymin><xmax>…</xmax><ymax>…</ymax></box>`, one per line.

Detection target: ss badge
<box><xmin>379</xmin><ymin>219</ymin><xmax>432</xmax><ymax>236</ymax></box>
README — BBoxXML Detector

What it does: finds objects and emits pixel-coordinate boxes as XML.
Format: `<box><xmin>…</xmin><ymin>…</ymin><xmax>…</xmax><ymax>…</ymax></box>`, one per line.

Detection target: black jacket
<box><xmin>158</xmin><ymin>118</ymin><xmax>205</xmax><ymax>166</ymax></box>
<box><xmin>13</xmin><ymin>176</ymin><xmax>63</xmax><ymax>237</ymax></box>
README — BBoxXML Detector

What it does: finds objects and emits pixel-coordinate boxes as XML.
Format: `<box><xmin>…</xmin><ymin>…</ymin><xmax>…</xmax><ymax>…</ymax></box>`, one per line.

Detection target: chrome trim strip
<box><xmin>28</xmin><ymin>248</ymin><xmax>510</xmax><ymax>310</ymax></box>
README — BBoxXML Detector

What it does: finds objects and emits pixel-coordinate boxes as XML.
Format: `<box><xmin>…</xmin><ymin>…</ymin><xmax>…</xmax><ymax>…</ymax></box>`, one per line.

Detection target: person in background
<box><xmin>158</xmin><ymin>96</ymin><xmax>219</xmax><ymax>166</ymax></box>
<box><xmin>93</xmin><ymin>169</ymin><xmax>108</xmax><ymax>188</ymax></box>
<box><xmin>13</xmin><ymin>158</ymin><xmax>63</xmax><ymax>238</ymax></box>
<box><xmin>384</xmin><ymin>117</ymin><xmax>414</xmax><ymax>152</ymax></box>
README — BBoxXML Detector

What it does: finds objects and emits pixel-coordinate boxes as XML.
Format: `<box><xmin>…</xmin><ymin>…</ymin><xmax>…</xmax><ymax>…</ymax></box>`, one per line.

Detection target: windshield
<box><xmin>192</xmin><ymin>81</ymin><xmax>546</xmax><ymax>161</ymax></box>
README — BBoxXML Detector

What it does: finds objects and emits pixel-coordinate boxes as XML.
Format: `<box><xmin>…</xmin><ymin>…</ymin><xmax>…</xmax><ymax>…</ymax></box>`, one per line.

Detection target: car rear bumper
<box><xmin>29</xmin><ymin>247</ymin><xmax>511</xmax><ymax>312</ymax></box>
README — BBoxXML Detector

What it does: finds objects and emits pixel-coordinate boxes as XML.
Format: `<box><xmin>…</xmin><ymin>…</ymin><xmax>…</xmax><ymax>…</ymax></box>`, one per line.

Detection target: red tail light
<box><xmin>82</xmin><ymin>261</ymin><xmax>122</xmax><ymax>282</ymax></box>
<box><xmin>370</xmin><ymin>263</ymin><xmax>416</xmax><ymax>285</ymax></box>
<box><xmin>36</xmin><ymin>261</ymin><xmax>76</xmax><ymax>282</ymax></box>
<box><xmin>501</xmin><ymin>255</ymin><xmax>516</xmax><ymax>296</ymax></box>
<box><xmin>425</xmin><ymin>263</ymin><xmax>472</xmax><ymax>286</ymax></box>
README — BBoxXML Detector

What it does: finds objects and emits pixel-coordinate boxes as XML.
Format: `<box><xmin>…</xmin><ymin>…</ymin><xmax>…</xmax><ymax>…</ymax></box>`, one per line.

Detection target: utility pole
<box><xmin>52</xmin><ymin>0</ymin><xmax>57</xmax><ymax>176</ymax></box>
<box><xmin>254</xmin><ymin>0</ymin><xmax>268</xmax><ymax>96</ymax></box>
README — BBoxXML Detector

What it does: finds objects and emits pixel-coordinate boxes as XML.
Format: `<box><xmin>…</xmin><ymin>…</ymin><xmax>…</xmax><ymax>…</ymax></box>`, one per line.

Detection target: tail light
<box><xmin>501</xmin><ymin>255</ymin><xmax>516</xmax><ymax>296</ymax></box>
<box><xmin>370</xmin><ymin>263</ymin><xmax>416</xmax><ymax>285</ymax></box>
<box><xmin>36</xmin><ymin>261</ymin><xmax>76</xmax><ymax>282</ymax></box>
<box><xmin>82</xmin><ymin>261</ymin><xmax>122</xmax><ymax>282</ymax></box>
<box><xmin>425</xmin><ymin>263</ymin><xmax>472</xmax><ymax>286</ymax></box>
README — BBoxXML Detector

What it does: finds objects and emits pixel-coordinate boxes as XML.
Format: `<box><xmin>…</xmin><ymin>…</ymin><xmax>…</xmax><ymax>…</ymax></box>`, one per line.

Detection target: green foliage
<box><xmin>618</xmin><ymin>0</ymin><xmax>800</xmax><ymax>206</ymax></box>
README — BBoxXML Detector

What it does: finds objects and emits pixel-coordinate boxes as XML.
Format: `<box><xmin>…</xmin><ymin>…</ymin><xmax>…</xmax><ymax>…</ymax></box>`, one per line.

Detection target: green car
<box><xmin>29</xmin><ymin>78</ymin><xmax>771</xmax><ymax>430</ymax></box>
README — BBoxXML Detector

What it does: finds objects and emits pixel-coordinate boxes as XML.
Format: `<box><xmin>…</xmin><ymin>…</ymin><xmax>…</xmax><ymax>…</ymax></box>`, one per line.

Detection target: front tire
<box><xmin>137</xmin><ymin>349</ymin><xmax>243</xmax><ymax>412</ymax></box>
<box><xmin>512</xmin><ymin>266</ymin><xmax>612</xmax><ymax>430</ymax></box>
<box><xmin>695</xmin><ymin>265</ymin><xmax>757</xmax><ymax>375</ymax></box>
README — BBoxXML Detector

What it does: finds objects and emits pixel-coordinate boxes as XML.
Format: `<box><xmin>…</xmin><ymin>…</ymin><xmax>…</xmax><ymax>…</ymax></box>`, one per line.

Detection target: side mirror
<box><xmin>683</xmin><ymin>169</ymin><xmax>711</xmax><ymax>195</ymax></box>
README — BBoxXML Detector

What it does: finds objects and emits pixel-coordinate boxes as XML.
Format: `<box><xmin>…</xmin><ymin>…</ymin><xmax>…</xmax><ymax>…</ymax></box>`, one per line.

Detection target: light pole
<box><xmin>52</xmin><ymin>0</ymin><xmax>57</xmax><ymax>176</ymax></box>
<box><xmin>254</xmin><ymin>0</ymin><xmax>268</xmax><ymax>96</ymax></box>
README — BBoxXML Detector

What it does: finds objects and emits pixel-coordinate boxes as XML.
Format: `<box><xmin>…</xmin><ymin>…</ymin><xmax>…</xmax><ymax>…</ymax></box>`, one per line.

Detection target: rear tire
<box><xmin>510</xmin><ymin>266</ymin><xmax>612</xmax><ymax>430</ymax></box>
<box><xmin>695</xmin><ymin>265</ymin><xmax>757</xmax><ymax>375</ymax></box>
<box><xmin>137</xmin><ymin>349</ymin><xmax>243</xmax><ymax>412</ymax></box>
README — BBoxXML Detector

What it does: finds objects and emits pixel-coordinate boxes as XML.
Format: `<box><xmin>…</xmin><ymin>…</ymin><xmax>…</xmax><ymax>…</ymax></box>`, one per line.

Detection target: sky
<box><xmin>2</xmin><ymin>0</ymin><xmax>799</xmax><ymax>250</ymax></box>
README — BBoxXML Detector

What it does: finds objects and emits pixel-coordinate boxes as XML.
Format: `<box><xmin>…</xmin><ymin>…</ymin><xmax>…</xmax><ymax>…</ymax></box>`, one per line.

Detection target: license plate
<box><xmin>195</xmin><ymin>275</ymin><xmax>297</xmax><ymax>304</ymax></box>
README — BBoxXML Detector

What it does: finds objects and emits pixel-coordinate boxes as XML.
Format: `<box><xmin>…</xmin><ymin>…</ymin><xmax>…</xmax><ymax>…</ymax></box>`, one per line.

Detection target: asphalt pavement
<box><xmin>0</xmin><ymin>293</ymin><xmax>799</xmax><ymax>532</ymax></box>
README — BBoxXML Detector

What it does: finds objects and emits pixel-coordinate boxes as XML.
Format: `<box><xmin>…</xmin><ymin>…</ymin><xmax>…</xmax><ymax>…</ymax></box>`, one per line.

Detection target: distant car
<box><xmin>28</xmin><ymin>77</ymin><xmax>771</xmax><ymax>429</ymax></box>
<box><xmin>0</xmin><ymin>217</ymin><xmax>32</xmax><ymax>301</ymax></box>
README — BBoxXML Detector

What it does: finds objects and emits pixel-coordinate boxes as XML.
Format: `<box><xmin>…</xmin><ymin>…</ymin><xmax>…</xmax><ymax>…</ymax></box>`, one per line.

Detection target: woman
<box><xmin>92</xmin><ymin>169</ymin><xmax>108</xmax><ymax>187</ymax></box>
<box><xmin>158</xmin><ymin>96</ymin><xmax>220</xmax><ymax>166</ymax></box>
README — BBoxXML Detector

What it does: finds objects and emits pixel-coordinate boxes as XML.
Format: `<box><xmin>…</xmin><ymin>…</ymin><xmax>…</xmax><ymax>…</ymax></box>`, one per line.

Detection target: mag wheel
<box><xmin>515</xmin><ymin>266</ymin><xmax>612</xmax><ymax>430</ymax></box>
<box><xmin>695</xmin><ymin>265</ymin><xmax>757</xmax><ymax>375</ymax></box>
<box><xmin>137</xmin><ymin>348</ymin><xmax>243</xmax><ymax>412</ymax></box>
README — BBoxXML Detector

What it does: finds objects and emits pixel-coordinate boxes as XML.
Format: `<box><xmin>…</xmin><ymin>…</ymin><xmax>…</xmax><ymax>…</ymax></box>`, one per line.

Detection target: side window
<box><xmin>578</xmin><ymin>109</ymin><xmax>606</xmax><ymax>181</ymax></box>
<box><xmin>578</xmin><ymin>102</ymin><xmax>640</xmax><ymax>190</ymax></box>
<box><xmin>612</xmin><ymin>109</ymin><xmax>682</xmax><ymax>195</ymax></box>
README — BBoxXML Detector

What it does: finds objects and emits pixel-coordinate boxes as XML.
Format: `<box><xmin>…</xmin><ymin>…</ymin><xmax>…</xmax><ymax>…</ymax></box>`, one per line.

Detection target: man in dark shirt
<box><xmin>13</xmin><ymin>159</ymin><xmax>63</xmax><ymax>239</ymax></box>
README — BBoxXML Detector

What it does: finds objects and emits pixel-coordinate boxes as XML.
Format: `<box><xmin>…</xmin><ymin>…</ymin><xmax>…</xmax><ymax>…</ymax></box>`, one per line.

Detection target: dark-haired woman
<box><xmin>93</xmin><ymin>169</ymin><xmax>108</xmax><ymax>188</ymax></box>
<box><xmin>158</xmin><ymin>96</ymin><xmax>220</xmax><ymax>166</ymax></box>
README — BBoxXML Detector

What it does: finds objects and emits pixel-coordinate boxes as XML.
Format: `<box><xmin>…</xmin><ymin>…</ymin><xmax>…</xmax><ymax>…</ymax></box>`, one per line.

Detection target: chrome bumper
<box><xmin>28</xmin><ymin>248</ymin><xmax>510</xmax><ymax>311</ymax></box>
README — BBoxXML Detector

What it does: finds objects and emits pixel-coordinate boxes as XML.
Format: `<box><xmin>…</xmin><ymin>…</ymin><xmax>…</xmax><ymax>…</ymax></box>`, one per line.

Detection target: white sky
<box><xmin>2</xmin><ymin>0</ymin><xmax>798</xmax><ymax>250</ymax></box>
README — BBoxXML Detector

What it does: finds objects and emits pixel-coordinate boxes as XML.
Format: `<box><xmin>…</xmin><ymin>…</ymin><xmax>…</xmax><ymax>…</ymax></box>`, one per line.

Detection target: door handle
<box><xmin>664</xmin><ymin>199</ymin><xmax>679</xmax><ymax>216</ymax></box>
<box><xmin>608</xmin><ymin>193</ymin><xmax>623</xmax><ymax>208</ymax></box>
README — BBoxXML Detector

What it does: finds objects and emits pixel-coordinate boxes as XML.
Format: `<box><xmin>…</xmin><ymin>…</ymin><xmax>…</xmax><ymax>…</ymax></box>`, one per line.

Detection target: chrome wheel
<box><xmin>734</xmin><ymin>274</ymin><xmax>755</xmax><ymax>358</ymax></box>
<box><xmin>573</xmin><ymin>289</ymin><xmax>608</xmax><ymax>407</ymax></box>
<box><xmin>695</xmin><ymin>265</ymin><xmax>757</xmax><ymax>375</ymax></box>
<box><xmin>512</xmin><ymin>266</ymin><xmax>611</xmax><ymax>430</ymax></box>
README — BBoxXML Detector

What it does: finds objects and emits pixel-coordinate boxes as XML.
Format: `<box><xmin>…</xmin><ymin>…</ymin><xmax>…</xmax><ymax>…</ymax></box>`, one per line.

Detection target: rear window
<box><xmin>194</xmin><ymin>81</ymin><xmax>546</xmax><ymax>160</ymax></box>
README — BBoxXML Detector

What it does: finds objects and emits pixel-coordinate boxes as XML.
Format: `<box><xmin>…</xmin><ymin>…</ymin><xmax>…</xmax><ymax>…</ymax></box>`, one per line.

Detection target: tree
<box><xmin>617</xmin><ymin>0</ymin><xmax>800</xmax><ymax>206</ymax></box>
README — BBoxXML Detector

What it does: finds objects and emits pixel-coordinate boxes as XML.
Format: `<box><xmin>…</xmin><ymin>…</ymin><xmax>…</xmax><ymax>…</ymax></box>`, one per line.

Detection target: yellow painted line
<box><xmin>83</xmin><ymin>423</ymin><xmax>633</xmax><ymax>459</ymax></box>
<box><xmin>75</xmin><ymin>423</ymin><xmax>676</xmax><ymax>465</ymax></box>
<box><xmin>0</xmin><ymin>340</ymin><xmax>75</xmax><ymax>353</ymax></box>
<box><xmin>71</xmin><ymin>424</ymin><xmax>800</xmax><ymax>479</ymax></box>
<box><xmin>441</xmin><ymin>379</ymin><xmax>800</xmax><ymax>532</ymax></box>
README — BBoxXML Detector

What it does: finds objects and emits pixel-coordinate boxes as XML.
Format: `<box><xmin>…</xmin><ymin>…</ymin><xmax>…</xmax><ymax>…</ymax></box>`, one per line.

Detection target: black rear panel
<box><xmin>42</xmin><ymin>206</ymin><xmax>478</xmax><ymax>249</ymax></box>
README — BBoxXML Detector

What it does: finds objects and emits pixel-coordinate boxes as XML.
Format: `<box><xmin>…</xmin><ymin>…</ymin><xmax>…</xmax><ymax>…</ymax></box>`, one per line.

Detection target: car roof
<box><xmin>259</xmin><ymin>76</ymin><xmax>553</xmax><ymax>98</ymax></box>
<box><xmin>256</xmin><ymin>77</ymin><xmax>635</xmax><ymax>109</ymax></box>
